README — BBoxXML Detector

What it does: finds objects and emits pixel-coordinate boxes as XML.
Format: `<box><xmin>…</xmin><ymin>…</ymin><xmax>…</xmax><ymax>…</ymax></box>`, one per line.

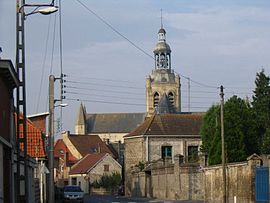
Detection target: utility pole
<box><xmin>48</xmin><ymin>75</ymin><xmax>55</xmax><ymax>203</ymax></box>
<box><xmin>16</xmin><ymin>0</ymin><xmax>29</xmax><ymax>202</ymax></box>
<box><xmin>220</xmin><ymin>85</ymin><xmax>226</xmax><ymax>203</ymax></box>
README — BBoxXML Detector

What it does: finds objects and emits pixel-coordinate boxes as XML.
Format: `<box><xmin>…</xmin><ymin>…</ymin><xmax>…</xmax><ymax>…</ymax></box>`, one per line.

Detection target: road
<box><xmin>83</xmin><ymin>195</ymin><xmax>204</xmax><ymax>203</ymax></box>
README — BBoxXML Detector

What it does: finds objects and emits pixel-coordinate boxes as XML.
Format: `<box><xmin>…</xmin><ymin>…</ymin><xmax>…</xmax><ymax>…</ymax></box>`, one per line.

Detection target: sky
<box><xmin>1</xmin><ymin>0</ymin><xmax>270</xmax><ymax>136</ymax></box>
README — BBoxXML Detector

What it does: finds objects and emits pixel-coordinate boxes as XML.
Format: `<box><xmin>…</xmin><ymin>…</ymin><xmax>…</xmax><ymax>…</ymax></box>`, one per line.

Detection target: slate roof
<box><xmin>125</xmin><ymin>113</ymin><xmax>204</xmax><ymax>138</ymax></box>
<box><xmin>86</xmin><ymin>113</ymin><xmax>146</xmax><ymax>133</ymax></box>
<box><xmin>67</xmin><ymin>134</ymin><xmax>116</xmax><ymax>158</ymax></box>
<box><xmin>69</xmin><ymin>153</ymin><xmax>108</xmax><ymax>175</ymax></box>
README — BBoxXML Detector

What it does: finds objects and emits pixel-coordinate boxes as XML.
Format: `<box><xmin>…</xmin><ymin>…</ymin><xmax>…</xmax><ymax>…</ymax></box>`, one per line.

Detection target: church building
<box><xmin>74</xmin><ymin>25</ymin><xmax>183</xmax><ymax>144</ymax></box>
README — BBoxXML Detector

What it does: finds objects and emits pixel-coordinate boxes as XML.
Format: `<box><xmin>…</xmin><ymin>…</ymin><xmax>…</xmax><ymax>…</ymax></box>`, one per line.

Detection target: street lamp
<box><xmin>16</xmin><ymin>1</ymin><xmax>58</xmax><ymax>203</ymax></box>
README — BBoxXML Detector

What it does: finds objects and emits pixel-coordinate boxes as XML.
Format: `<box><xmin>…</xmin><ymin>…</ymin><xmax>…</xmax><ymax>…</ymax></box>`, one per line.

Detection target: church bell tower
<box><xmin>146</xmin><ymin>25</ymin><xmax>181</xmax><ymax>116</ymax></box>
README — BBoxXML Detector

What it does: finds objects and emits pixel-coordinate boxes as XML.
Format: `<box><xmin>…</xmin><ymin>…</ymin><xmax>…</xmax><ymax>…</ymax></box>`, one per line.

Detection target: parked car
<box><xmin>63</xmin><ymin>185</ymin><xmax>84</xmax><ymax>202</ymax></box>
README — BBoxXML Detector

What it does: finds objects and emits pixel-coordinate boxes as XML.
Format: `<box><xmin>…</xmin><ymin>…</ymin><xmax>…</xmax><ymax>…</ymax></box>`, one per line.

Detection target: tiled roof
<box><xmin>69</xmin><ymin>153</ymin><xmax>107</xmax><ymax>175</ymax></box>
<box><xmin>68</xmin><ymin>134</ymin><xmax>116</xmax><ymax>158</ymax></box>
<box><xmin>125</xmin><ymin>113</ymin><xmax>204</xmax><ymax>138</ymax></box>
<box><xmin>15</xmin><ymin>113</ymin><xmax>46</xmax><ymax>158</ymax></box>
<box><xmin>86</xmin><ymin>113</ymin><xmax>146</xmax><ymax>133</ymax></box>
<box><xmin>54</xmin><ymin>139</ymin><xmax>77</xmax><ymax>162</ymax></box>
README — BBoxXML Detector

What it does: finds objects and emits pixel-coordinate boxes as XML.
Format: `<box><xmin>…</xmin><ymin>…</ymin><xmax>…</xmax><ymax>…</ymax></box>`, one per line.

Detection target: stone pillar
<box><xmin>174</xmin><ymin>154</ymin><xmax>183</xmax><ymax>200</ymax></box>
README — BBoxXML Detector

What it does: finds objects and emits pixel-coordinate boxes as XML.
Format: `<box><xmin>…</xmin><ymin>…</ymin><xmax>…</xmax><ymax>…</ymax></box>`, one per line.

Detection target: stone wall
<box><xmin>204</xmin><ymin>155</ymin><xmax>262</xmax><ymax>203</ymax></box>
<box><xmin>124</xmin><ymin>137</ymin><xmax>145</xmax><ymax>196</ymax></box>
<box><xmin>126</xmin><ymin>156</ymin><xmax>204</xmax><ymax>201</ymax></box>
<box><xmin>126</xmin><ymin>154</ymin><xmax>262</xmax><ymax>202</ymax></box>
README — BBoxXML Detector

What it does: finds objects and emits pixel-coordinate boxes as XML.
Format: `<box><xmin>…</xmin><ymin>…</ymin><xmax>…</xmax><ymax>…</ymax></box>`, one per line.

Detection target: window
<box><xmin>168</xmin><ymin>92</ymin><xmax>174</xmax><ymax>106</ymax></box>
<box><xmin>188</xmin><ymin>146</ymin><xmax>199</xmax><ymax>162</ymax></box>
<box><xmin>161</xmin><ymin>146</ymin><xmax>172</xmax><ymax>159</ymax></box>
<box><xmin>153</xmin><ymin>92</ymin><xmax>160</xmax><ymax>108</ymax></box>
<box><xmin>104</xmin><ymin>164</ymin><xmax>109</xmax><ymax>172</ymax></box>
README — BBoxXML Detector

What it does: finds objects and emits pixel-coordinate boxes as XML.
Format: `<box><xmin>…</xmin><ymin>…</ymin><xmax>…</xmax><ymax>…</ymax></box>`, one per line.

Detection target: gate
<box><xmin>255</xmin><ymin>166</ymin><xmax>269</xmax><ymax>203</ymax></box>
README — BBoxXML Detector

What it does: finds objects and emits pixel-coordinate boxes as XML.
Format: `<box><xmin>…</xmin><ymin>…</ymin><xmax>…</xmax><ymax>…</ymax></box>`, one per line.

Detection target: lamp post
<box><xmin>16</xmin><ymin>1</ymin><xmax>57</xmax><ymax>202</ymax></box>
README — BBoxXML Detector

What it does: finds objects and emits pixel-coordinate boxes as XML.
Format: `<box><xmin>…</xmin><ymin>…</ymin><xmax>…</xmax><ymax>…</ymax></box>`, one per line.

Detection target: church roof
<box><xmin>158</xmin><ymin>28</ymin><xmax>166</xmax><ymax>34</ymax></box>
<box><xmin>153</xmin><ymin>42</ymin><xmax>171</xmax><ymax>53</ymax></box>
<box><xmin>124</xmin><ymin>113</ymin><xmax>204</xmax><ymax>138</ymax></box>
<box><xmin>67</xmin><ymin>134</ymin><xmax>116</xmax><ymax>158</ymax></box>
<box><xmin>86</xmin><ymin>113</ymin><xmax>146</xmax><ymax>133</ymax></box>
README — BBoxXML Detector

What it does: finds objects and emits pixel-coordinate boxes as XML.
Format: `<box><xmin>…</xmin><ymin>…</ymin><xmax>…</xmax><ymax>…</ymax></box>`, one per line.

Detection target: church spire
<box><xmin>153</xmin><ymin>14</ymin><xmax>171</xmax><ymax>69</ymax></box>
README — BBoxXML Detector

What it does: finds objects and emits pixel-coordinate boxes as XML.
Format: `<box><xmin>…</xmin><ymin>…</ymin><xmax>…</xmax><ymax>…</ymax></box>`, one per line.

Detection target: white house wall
<box><xmin>148</xmin><ymin>137</ymin><xmax>201</xmax><ymax>162</ymax></box>
<box><xmin>89</xmin><ymin>155</ymin><xmax>122</xmax><ymax>183</ymax></box>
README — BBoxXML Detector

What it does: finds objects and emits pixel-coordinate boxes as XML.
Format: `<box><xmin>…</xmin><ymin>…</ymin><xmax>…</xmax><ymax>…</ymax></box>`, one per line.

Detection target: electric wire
<box><xmin>65</xmin><ymin>85</ymin><xmax>144</xmax><ymax>95</ymax></box>
<box><xmin>65</xmin><ymin>80</ymin><xmax>144</xmax><ymax>90</ymax></box>
<box><xmin>36</xmin><ymin>15</ymin><xmax>52</xmax><ymax>113</ymax></box>
<box><xmin>68</xmin><ymin>74</ymin><xmax>138</xmax><ymax>84</ymax></box>
<box><xmin>67</xmin><ymin>1</ymin><xmax>257</xmax><ymax>112</ymax></box>
<box><xmin>59</xmin><ymin>0</ymin><xmax>64</xmax><ymax>135</ymax></box>
<box><xmin>45</xmin><ymin>12</ymin><xmax>57</xmax><ymax>111</ymax></box>
<box><xmin>66</xmin><ymin>98</ymin><xmax>145</xmax><ymax>106</ymax></box>
<box><xmin>66</xmin><ymin>91</ymin><xmax>143</xmax><ymax>101</ymax></box>
<box><xmin>75</xmin><ymin>0</ymin><xmax>154</xmax><ymax>60</ymax></box>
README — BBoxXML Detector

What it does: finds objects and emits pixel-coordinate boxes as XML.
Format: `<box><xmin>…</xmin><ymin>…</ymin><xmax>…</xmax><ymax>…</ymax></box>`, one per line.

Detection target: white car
<box><xmin>63</xmin><ymin>185</ymin><xmax>84</xmax><ymax>203</ymax></box>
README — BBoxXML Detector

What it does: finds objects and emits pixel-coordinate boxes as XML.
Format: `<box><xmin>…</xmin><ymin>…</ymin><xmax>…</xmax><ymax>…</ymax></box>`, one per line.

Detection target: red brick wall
<box><xmin>29</xmin><ymin>116</ymin><xmax>47</xmax><ymax>134</ymax></box>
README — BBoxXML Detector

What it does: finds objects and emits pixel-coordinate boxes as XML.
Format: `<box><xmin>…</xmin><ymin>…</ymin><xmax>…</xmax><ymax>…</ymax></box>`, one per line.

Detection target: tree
<box><xmin>201</xmin><ymin>96</ymin><xmax>257</xmax><ymax>164</ymax></box>
<box><xmin>252</xmin><ymin>70</ymin><xmax>270</xmax><ymax>153</ymax></box>
<box><xmin>261</xmin><ymin>128</ymin><xmax>270</xmax><ymax>154</ymax></box>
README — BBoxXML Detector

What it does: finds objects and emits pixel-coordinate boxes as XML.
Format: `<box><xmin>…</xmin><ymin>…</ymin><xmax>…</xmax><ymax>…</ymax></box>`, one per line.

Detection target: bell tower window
<box><xmin>168</xmin><ymin>92</ymin><xmax>174</xmax><ymax>106</ymax></box>
<box><xmin>160</xmin><ymin>54</ymin><xmax>166</xmax><ymax>68</ymax></box>
<box><xmin>153</xmin><ymin>92</ymin><xmax>160</xmax><ymax>109</ymax></box>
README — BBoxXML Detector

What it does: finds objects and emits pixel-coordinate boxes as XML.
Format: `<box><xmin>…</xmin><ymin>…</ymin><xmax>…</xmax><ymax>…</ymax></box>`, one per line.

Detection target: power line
<box><xmin>66</xmin><ymin>98</ymin><xmax>145</xmax><ymax>106</ymax></box>
<box><xmin>75</xmin><ymin>0</ymin><xmax>154</xmax><ymax>60</ymax></box>
<box><xmin>66</xmin><ymin>91</ymin><xmax>144</xmax><ymax>101</ymax></box>
<box><xmin>36</xmin><ymin>15</ymin><xmax>52</xmax><ymax>113</ymax></box>
<box><xmin>74</xmin><ymin>0</ymin><xmax>221</xmax><ymax>90</ymax></box>
<box><xmin>68</xmin><ymin>74</ymin><xmax>139</xmax><ymax>84</ymax></box>
<box><xmin>65</xmin><ymin>85</ymin><xmax>144</xmax><ymax>95</ymax></box>
<box><xmin>65</xmin><ymin>80</ymin><xmax>144</xmax><ymax>90</ymax></box>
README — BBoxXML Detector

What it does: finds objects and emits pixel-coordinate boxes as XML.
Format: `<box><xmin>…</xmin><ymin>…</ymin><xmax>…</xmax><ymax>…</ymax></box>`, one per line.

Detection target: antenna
<box><xmin>161</xmin><ymin>9</ymin><xmax>163</xmax><ymax>28</ymax></box>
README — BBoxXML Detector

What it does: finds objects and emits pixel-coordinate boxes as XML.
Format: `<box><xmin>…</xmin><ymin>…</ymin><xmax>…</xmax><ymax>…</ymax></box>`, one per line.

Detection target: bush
<box><xmin>92</xmin><ymin>172</ymin><xmax>122</xmax><ymax>190</ymax></box>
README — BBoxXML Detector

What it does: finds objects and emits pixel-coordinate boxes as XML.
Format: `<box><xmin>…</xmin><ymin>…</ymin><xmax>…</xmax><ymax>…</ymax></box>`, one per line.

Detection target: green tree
<box><xmin>201</xmin><ymin>96</ymin><xmax>257</xmax><ymax>164</ymax></box>
<box><xmin>252</xmin><ymin>70</ymin><xmax>270</xmax><ymax>153</ymax></box>
<box><xmin>261</xmin><ymin>128</ymin><xmax>270</xmax><ymax>154</ymax></box>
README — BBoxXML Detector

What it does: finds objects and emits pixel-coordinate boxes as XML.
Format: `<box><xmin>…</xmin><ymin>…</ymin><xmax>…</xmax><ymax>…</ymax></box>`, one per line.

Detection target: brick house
<box><xmin>0</xmin><ymin>59</ymin><xmax>19</xmax><ymax>203</ymax></box>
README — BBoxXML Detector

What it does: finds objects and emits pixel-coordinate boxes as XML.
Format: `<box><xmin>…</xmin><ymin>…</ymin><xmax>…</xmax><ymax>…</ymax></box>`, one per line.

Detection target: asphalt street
<box><xmin>83</xmin><ymin>195</ymin><xmax>204</xmax><ymax>203</ymax></box>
